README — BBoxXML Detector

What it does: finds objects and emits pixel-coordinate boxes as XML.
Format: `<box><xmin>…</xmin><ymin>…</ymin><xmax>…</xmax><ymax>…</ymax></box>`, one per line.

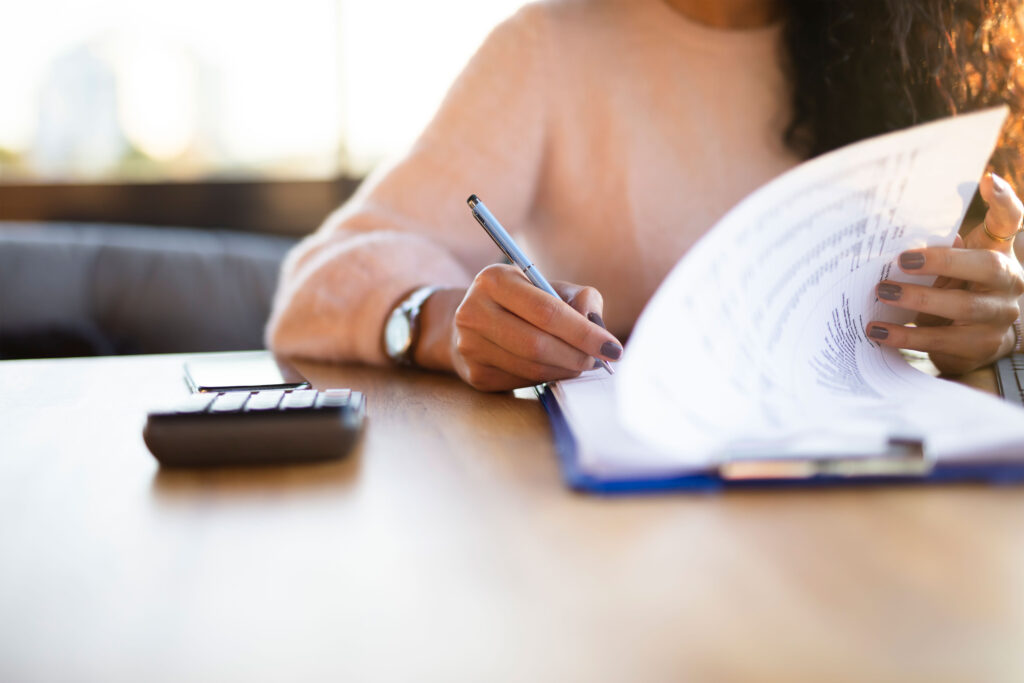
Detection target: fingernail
<box><xmin>868</xmin><ymin>325</ymin><xmax>889</xmax><ymax>340</ymax></box>
<box><xmin>600</xmin><ymin>341</ymin><xmax>622</xmax><ymax>360</ymax></box>
<box><xmin>592</xmin><ymin>359</ymin><xmax>604</xmax><ymax>370</ymax></box>
<box><xmin>587</xmin><ymin>312</ymin><xmax>606</xmax><ymax>329</ymax></box>
<box><xmin>992</xmin><ymin>173</ymin><xmax>1009</xmax><ymax>192</ymax></box>
<box><xmin>877</xmin><ymin>283</ymin><xmax>902</xmax><ymax>301</ymax></box>
<box><xmin>899</xmin><ymin>252</ymin><xmax>925</xmax><ymax>270</ymax></box>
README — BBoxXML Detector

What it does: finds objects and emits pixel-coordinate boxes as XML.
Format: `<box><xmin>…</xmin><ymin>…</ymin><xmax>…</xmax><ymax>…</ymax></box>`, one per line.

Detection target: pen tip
<box><xmin>467</xmin><ymin>194</ymin><xmax>479</xmax><ymax>207</ymax></box>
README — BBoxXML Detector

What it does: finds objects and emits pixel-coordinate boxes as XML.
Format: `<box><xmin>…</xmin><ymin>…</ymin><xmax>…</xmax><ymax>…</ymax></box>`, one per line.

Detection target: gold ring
<box><xmin>982</xmin><ymin>219</ymin><xmax>1020</xmax><ymax>242</ymax></box>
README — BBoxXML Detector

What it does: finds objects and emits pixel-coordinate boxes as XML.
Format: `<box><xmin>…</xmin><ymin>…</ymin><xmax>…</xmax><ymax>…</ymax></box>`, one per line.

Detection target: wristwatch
<box><xmin>383</xmin><ymin>285</ymin><xmax>439</xmax><ymax>366</ymax></box>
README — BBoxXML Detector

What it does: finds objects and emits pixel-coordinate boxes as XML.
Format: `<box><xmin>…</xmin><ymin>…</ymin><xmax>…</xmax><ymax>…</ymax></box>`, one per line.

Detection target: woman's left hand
<box><xmin>866</xmin><ymin>172</ymin><xmax>1024</xmax><ymax>375</ymax></box>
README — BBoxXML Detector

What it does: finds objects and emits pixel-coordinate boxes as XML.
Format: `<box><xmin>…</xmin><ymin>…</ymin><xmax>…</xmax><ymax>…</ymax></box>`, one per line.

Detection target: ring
<box><xmin>982</xmin><ymin>219</ymin><xmax>1022</xmax><ymax>242</ymax></box>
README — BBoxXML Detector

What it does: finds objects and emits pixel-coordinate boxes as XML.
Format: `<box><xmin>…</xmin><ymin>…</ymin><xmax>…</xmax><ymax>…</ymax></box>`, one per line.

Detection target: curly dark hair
<box><xmin>781</xmin><ymin>0</ymin><xmax>1024</xmax><ymax>200</ymax></box>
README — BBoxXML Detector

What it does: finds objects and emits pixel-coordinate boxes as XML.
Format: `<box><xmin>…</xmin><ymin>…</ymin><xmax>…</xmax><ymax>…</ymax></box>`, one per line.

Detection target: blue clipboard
<box><xmin>536</xmin><ymin>384</ymin><xmax>1024</xmax><ymax>494</ymax></box>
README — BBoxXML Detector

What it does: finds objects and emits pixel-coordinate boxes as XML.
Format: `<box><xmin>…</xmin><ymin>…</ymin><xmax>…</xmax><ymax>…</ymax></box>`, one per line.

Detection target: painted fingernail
<box><xmin>877</xmin><ymin>283</ymin><xmax>902</xmax><ymax>301</ymax></box>
<box><xmin>587</xmin><ymin>312</ymin><xmax>606</xmax><ymax>329</ymax></box>
<box><xmin>899</xmin><ymin>252</ymin><xmax>925</xmax><ymax>270</ymax></box>
<box><xmin>868</xmin><ymin>325</ymin><xmax>889</xmax><ymax>340</ymax></box>
<box><xmin>592</xmin><ymin>359</ymin><xmax>604</xmax><ymax>370</ymax></box>
<box><xmin>600</xmin><ymin>341</ymin><xmax>623</xmax><ymax>360</ymax></box>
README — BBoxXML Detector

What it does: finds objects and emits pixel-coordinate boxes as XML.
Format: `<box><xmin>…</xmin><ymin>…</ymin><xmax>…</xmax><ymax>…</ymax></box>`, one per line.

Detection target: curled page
<box><xmin>619</xmin><ymin>107</ymin><xmax>1024</xmax><ymax>465</ymax></box>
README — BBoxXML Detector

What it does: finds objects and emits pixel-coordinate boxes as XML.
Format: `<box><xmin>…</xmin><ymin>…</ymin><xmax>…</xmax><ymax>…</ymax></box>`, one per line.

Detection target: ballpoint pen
<box><xmin>467</xmin><ymin>194</ymin><xmax>614</xmax><ymax>375</ymax></box>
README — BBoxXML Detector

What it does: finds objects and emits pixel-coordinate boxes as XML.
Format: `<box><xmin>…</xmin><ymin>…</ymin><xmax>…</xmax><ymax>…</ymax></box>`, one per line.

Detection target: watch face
<box><xmin>385</xmin><ymin>308</ymin><xmax>413</xmax><ymax>359</ymax></box>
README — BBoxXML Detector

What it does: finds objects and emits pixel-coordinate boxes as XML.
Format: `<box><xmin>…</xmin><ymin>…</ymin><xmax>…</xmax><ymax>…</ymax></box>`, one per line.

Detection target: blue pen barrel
<box><xmin>523</xmin><ymin>264</ymin><xmax>559</xmax><ymax>298</ymax></box>
<box><xmin>469</xmin><ymin>195</ymin><xmax>560</xmax><ymax>298</ymax></box>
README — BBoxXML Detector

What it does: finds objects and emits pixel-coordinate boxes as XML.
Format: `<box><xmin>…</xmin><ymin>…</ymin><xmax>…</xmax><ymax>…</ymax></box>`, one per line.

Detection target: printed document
<box><xmin>554</xmin><ymin>107</ymin><xmax>1024</xmax><ymax>476</ymax></box>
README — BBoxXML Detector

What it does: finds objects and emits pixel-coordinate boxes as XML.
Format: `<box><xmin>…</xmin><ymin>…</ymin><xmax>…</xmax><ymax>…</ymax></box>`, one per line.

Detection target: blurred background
<box><xmin>0</xmin><ymin>0</ymin><xmax>526</xmax><ymax>358</ymax></box>
<box><xmin>0</xmin><ymin>0</ymin><xmax>526</xmax><ymax>231</ymax></box>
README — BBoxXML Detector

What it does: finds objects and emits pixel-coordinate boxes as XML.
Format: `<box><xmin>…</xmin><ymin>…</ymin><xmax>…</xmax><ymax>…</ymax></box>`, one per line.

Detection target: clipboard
<box><xmin>536</xmin><ymin>384</ymin><xmax>1024</xmax><ymax>494</ymax></box>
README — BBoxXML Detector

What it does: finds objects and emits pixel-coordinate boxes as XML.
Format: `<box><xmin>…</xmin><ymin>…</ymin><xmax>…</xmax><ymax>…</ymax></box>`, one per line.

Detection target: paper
<box><xmin>556</xmin><ymin>107</ymin><xmax>1024</xmax><ymax>475</ymax></box>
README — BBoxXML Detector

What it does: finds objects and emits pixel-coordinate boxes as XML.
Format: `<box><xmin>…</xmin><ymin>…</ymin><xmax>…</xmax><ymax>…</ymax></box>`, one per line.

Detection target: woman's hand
<box><xmin>866</xmin><ymin>173</ymin><xmax>1024</xmax><ymax>375</ymax></box>
<box><xmin>415</xmin><ymin>264</ymin><xmax>622</xmax><ymax>391</ymax></box>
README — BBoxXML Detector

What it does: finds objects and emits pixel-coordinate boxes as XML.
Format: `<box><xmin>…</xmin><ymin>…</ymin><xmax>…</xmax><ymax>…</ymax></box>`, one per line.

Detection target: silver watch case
<box><xmin>383</xmin><ymin>286</ymin><xmax>438</xmax><ymax>365</ymax></box>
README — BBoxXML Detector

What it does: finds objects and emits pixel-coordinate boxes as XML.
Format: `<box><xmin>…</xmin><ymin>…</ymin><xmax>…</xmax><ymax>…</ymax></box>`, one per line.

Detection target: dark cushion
<box><xmin>0</xmin><ymin>222</ymin><xmax>296</xmax><ymax>357</ymax></box>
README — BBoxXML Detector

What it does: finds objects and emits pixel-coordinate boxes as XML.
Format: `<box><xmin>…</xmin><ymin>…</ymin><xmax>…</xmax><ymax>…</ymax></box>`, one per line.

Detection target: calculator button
<box><xmin>281</xmin><ymin>390</ymin><xmax>318</xmax><ymax>409</ymax></box>
<box><xmin>210</xmin><ymin>392</ymin><xmax>251</xmax><ymax>412</ymax></box>
<box><xmin>315</xmin><ymin>389</ymin><xmax>351</xmax><ymax>408</ymax></box>
<box><xmin>246</xmin><ymin>390</ymin><xmax>285</xmax><ymax>411</ymax></box>
<box><xmin>176</xmin><ymin>393</ymin><xmax>217</xmax><ymax>414</ymax></box>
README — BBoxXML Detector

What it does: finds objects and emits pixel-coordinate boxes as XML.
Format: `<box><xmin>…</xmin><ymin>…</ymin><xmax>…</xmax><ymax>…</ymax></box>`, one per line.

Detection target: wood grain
<box><xmin>1</xmin><ymin>353</ymin><xmax>1022</xmax><ymax>682</ymax></box>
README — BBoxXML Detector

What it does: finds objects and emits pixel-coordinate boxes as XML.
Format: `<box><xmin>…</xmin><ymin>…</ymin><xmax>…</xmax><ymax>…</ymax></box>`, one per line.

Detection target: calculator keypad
<box><xmin>210</xmin><ymin>392</ymin><xmax>250</xmax><ymax>413</ymax></box>
<box><xmin>281</xmin><ymin>390</ymin><xmax>318</xmax><ymax>410</ymax></box>
<box><xmin>173</xmin><ymin>389</ymin><xmax>362</xmax><ymax>415</ymax></box>
<box><xmin>316</xmin><ymin>389</ymin><xmax>351</xmax><ymax>407</ymax></box>
<box><xmin>245</xmin><ymin>390</ymin><xmax>285</xmax><ymax>411</ymax></box>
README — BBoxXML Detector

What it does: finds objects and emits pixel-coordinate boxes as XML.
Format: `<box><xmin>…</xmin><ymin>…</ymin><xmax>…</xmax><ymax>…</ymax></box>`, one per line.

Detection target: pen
<box><xmin>467</xmin><ymin>194</ymin><xmax>614</xmax><ymax>375</ymax></box>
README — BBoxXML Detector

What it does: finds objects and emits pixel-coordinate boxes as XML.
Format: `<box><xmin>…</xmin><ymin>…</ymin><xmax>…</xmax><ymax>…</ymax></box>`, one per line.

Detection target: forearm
<box><xmin>266</xmin><ymin>231</ymin><xmax>471</xmax><ymax>365</ymax></box>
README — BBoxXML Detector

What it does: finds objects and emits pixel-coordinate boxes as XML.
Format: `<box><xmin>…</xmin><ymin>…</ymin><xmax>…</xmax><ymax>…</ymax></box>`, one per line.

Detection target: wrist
<box><xmin>382</xmin><ymin>285</ymin><xmax>439</xmax><ymax>367</ymax></box>
<box><xmin>413</xmin><ymin>287</ymin><xmax>466</xmax><ymax>371</ymax></box>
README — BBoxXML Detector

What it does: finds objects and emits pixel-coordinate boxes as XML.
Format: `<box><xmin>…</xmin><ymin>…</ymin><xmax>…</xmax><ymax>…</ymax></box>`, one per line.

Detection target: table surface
<box><xmin>1</xmin><ymin>352</ymin><xmax>1022</xmax><ymax>683</ymax></box>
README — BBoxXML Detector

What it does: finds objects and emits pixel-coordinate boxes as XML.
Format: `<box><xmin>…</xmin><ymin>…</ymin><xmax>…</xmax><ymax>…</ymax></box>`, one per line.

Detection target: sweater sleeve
<box><xmin>266</xmin><ymin>4</ymin><xmax>549</xmax><ymax>365</ymax></box>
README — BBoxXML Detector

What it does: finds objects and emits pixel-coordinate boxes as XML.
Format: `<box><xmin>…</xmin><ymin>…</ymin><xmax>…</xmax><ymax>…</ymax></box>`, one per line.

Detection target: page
<box><xmin>590</xmin><ymin>107</ymin><xmax>1024</xmax><ymax>470</ymax></box>
<box><xmin>552</xmin><ymin>369</ymin><xmax>690</xmax><ymax>477</ymax></box>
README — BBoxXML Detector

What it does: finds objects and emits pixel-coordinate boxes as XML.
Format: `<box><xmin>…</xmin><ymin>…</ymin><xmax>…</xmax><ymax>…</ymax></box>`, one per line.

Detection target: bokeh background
<box><xmin>0</xmin><ymin>0</ymin><xmax>525</xmax><ymax>182</ymax></box>
<box><xmin>0</xmin><ymin>0</ymin><xmax>527</xmax><ymax>358</ymax></box>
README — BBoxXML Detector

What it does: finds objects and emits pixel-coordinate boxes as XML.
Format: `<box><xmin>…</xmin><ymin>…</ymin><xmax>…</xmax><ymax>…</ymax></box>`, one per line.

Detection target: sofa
<box><xmin>0</xmin><ymin>222</ymin><xmax>297</xmax><ymax>359</ymax></box>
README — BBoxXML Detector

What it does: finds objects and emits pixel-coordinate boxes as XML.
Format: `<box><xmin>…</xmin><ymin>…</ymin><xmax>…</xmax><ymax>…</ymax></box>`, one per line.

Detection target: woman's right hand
<box><xmin>418</xmin><ymin>264</ymin><xmax>623</xmax><ymax>391</ymax></box>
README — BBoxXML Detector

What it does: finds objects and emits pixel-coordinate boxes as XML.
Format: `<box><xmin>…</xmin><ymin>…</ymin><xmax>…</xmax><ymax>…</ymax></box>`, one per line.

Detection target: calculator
<box><xmin>143</xmin><ymin>388</ymin><xmax>366</xmax><ymax>467</ymax></box>
<box><xmin>995</xmin><ymin>354</ymin><xmax>1024</xmax><ymax>407</ymax></box>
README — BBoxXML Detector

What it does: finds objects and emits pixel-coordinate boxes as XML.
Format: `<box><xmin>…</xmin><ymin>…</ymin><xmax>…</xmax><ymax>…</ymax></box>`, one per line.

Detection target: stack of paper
<box><xmin>554</xmin><ymin>107</ymin><xmax>1024</xmax><ymax>478</ymax></box>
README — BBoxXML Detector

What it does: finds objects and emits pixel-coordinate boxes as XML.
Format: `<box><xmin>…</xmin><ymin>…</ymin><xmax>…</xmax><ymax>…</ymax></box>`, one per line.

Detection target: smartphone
<box><xmin>184</xmin><ymin>352</ymin><xmax>311</xmax><ymax>393</ymax></box>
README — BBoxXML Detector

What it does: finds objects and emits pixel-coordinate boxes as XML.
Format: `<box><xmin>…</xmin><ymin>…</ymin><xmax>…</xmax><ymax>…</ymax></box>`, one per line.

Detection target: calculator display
<box><xmin>184</xmin><ymin>353</ymin><xmax>310</xmax><ymax>393</ymax></box>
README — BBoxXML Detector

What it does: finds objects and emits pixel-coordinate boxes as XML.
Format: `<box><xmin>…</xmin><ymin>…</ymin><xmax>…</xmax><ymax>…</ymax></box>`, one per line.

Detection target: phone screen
<box><xmin>184</xmin><ymin>353</ymin><xmax>310</xmax><ymax>393</ymax></box>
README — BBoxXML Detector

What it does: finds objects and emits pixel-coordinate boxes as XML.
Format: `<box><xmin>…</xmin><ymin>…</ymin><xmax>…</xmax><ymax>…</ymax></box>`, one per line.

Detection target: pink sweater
<box><xmin>266</xmin><ymin>0</ymin><xmax>799</xmax><ymax>364</ymax></box>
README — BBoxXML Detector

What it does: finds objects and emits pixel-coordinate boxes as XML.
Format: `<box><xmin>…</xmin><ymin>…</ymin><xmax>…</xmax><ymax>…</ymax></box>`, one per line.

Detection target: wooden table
<box><xmin>1</xmin><ymin>353</ymin><xmax>1022</xmax><ymax>682</ymax></box>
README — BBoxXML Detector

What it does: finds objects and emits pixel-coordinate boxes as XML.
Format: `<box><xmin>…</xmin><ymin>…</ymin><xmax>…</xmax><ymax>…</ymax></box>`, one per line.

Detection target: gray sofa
<box><xmin>0</xmin><ymin>222</ymin><xmax>296</xmax><ymax>358</ymax></box>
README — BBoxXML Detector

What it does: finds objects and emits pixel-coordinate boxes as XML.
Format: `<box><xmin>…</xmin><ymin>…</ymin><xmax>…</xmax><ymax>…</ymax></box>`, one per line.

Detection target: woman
<box><xmin>267</xmin><ymin>0</ymin><xmax>1024</xmax><ymax>390</ymax></box>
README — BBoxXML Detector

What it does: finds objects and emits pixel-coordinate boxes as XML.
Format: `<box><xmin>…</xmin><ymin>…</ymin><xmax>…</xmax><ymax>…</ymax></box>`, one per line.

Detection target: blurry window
<box><xmin>0</xmin><ymin>0</ymin><xmax>526</xmax><ymax>181</ymax></box>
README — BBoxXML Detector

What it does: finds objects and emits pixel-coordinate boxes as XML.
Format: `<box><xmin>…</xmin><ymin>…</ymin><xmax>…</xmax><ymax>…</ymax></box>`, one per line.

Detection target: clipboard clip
<box><xmin>718</xmin><ymin>437</ymin><xmax>932</xmax><ymax>481</ymax></box>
